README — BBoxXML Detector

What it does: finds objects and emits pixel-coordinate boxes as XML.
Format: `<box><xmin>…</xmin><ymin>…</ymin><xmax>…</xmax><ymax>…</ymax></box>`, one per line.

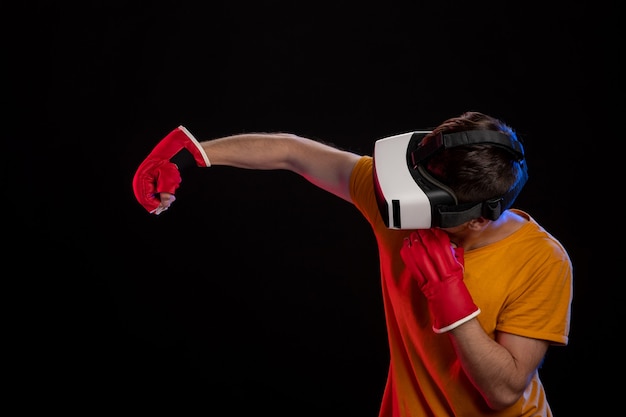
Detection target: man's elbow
<box><xmin>483</xmin><ymin>386</ymin><xmax>526</xmax><ymax>411</ymax></box>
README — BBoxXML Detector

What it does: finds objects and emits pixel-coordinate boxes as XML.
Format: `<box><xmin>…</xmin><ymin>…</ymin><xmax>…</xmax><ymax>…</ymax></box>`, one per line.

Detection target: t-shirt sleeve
<box><xmin>496</xmin><ymin>239</ymin><xmax>573</xmax><ymax>346</ymax></box>
<box><xmin>349</xmin><ymin>155</ymin><xmax>382</xmax><ymax>226</ymax></box>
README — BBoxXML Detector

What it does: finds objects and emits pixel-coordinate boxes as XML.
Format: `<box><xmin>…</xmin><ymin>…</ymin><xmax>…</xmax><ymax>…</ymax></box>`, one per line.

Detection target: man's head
<box><xmin>373</xmin><ymin>111</ymin><xmax>528</xmax><ymax>229</ymax></box>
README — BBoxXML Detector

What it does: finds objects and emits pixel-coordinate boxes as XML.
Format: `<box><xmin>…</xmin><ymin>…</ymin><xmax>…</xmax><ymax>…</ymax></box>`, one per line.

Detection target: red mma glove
<box><xmin>132</xmin><ymin>125</ymin><xmax>210</xmax><ymax>214</ymax></box>
<box><xmin>400</xmin><ymin>228</ymin><xmax>480</xmax><ymax>333</ymax></box>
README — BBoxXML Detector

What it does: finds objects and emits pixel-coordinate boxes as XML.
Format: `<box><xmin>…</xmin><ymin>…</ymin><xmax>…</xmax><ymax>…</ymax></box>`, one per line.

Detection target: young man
<box><xmin>132</xmin><ymin>111</ymin><xmax>572</xmax><ymax>416</ymax></box>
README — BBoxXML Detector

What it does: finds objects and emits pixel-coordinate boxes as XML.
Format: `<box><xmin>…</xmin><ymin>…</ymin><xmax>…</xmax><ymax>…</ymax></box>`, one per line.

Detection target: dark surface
<box><xmin>10</xmin><ymin>2</ymin><xmax>616</xmax><ymax>415</ymax></box>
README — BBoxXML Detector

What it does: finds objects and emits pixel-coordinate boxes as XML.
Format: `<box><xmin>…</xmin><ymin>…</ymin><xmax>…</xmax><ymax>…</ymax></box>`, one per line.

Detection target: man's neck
<box><xmin>452</xmin><ymin>210</ymin><xmax>527</xmax><ymax>251</ymax></box>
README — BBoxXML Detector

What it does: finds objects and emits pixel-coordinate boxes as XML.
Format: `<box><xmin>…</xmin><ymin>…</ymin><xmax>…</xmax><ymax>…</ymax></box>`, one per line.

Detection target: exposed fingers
<box><xmin>153</xmin><ymin>193</ymin><xmax>176</xmax><ymax>215</ymax></box>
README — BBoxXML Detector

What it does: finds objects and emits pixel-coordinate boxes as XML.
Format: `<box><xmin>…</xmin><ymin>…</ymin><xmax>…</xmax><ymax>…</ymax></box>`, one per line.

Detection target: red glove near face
<box><xmin>400</xmin><ymin>228</ymin><xmax>480</xmax><ymax>333</ymax></box>
<box><xmin>132</xmin><ymin>125</ymin><xmax>211</xmax><ymax>214</ymax></box>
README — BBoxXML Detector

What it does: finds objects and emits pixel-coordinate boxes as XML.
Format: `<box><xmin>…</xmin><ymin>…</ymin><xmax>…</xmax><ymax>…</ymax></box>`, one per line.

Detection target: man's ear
<box><xmin>468</xmin><ymin>217</ymin><xmax>489</xmax><ymax>231</ymax></box>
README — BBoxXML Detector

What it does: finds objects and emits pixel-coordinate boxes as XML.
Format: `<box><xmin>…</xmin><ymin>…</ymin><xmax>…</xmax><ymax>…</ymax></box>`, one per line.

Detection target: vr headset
<box><xmin>373</xmin><ymin>130</ymin><xmax>528</xmax><ymax>229</ymax></box>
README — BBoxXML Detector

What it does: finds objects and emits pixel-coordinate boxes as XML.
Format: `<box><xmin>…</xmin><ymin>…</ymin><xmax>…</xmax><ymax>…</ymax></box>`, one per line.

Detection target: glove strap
<box><xmin>433</xmin><ymin>308</ymin><xmax>481</xmax><ymax>334</ymax></box>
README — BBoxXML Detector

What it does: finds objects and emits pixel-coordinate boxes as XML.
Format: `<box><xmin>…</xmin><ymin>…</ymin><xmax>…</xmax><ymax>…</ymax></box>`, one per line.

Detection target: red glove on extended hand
<box><xmin>132</xmin><ymin>126</ymin><xmax>211</xmax><ymax>214</ymax></box>
<box><xmin>400</xmin><ymin>228</ymin><xmax>480</xmax><ymax>333</ymax></box>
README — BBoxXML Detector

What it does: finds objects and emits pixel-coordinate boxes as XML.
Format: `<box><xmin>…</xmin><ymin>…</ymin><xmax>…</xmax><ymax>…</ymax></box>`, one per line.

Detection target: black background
<box><xmin>9</xmin><ymin>1</ymin><xmax>617</xmax><ymax>415</ymax></box>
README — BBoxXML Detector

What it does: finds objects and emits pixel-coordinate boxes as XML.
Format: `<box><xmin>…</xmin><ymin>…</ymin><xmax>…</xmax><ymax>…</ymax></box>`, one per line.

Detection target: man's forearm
<box><xmin>201</xmin><ymin>133</ymin><xmax>300</xmax><ymax>170</ymax></box>
<box><xmin>448</xmin><ymin>320</ymin><xmax>536</xmax><ymax>410</ymax></box>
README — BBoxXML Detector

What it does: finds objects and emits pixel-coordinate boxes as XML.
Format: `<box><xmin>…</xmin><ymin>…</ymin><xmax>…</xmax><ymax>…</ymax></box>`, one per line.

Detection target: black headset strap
<box><xmin>442</xmin><ymin>130</ymin><xmax>525</xmax><ymax>160</ymax></box>
<box><xmin>412</xmin><ymin>130</ymin><xmax>525</xmax><ymax>164</ymax></box>
<box><xmin>438</xmin><ymin>199</ymin><xmax>503</xmax><ymax>227</ymax></box>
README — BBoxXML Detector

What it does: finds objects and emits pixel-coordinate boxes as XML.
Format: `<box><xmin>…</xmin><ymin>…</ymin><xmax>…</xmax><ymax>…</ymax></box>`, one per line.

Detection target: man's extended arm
<box><xmin>132</xmin><ymin>126</ymin><xmax>362</xmax><ymax>214</ymax></box>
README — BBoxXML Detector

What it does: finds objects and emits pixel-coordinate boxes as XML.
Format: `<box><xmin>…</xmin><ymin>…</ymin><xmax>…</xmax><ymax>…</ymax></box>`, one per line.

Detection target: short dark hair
<box><xmin>425</xmin><ymin>111</ymin><xmax>527</xmax><ymax>206</ymax></box>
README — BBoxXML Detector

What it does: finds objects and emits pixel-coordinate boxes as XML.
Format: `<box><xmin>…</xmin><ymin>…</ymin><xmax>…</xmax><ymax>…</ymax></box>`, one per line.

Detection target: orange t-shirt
<box><xmin>349</xmin><ymin>156</ymin><xmax>572</xmax><ymax>417</ymax></box>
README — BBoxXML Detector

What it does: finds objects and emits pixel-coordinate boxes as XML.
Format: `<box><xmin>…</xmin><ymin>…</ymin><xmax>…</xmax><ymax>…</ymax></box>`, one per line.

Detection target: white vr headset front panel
<box><xmin>373</xmin><ymin>131</ymin><xmax>433</xmax><ymax>229</ymax></box>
